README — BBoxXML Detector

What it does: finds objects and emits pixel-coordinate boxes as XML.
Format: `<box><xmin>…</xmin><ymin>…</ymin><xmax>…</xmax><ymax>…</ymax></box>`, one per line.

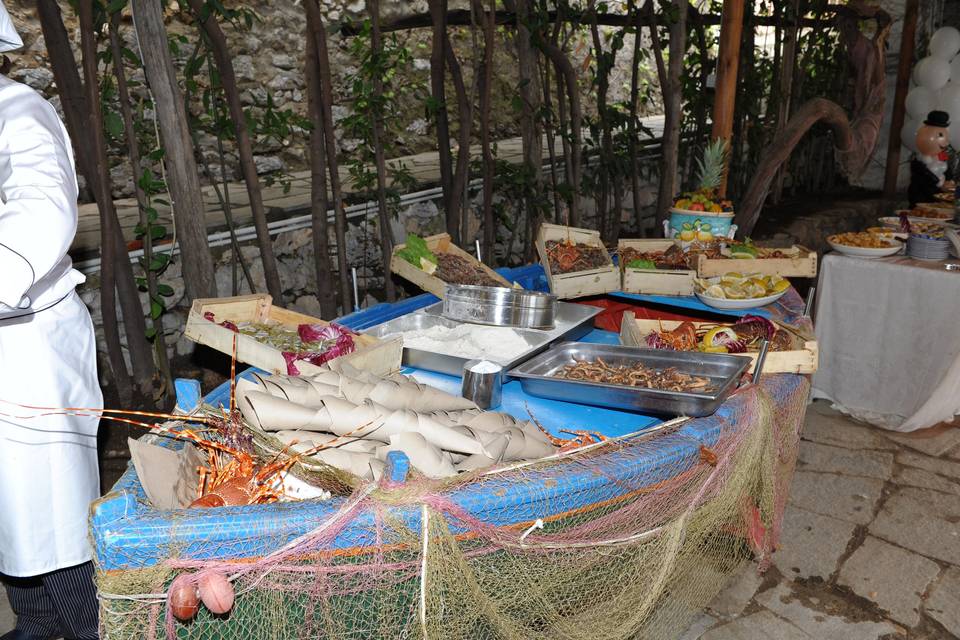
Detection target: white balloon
<box><xmin>901</xmin><ymin>117</ymin><xmax>921</xmax><ymax>153</ymax></box>
<box><xmin>914</xmin><ymin>56</ymin><xmax>952</xmax><ymax>90</ymax></box>
<box><xmin>940</xmin><ymin>84</ymin><xmax>960</xmax><ymax>118</ymax></box>
<box><xmin>930</xmin><ymin>27</ymin><xmax>960</xmax><ymax>60</ymax></box>
<box><xmin>951</xmin><ymin>124</ymin><xmax>960</xmax><ymax>150</ymax></box>
<box><xmin>906</xmin><ymin>86</ymin><xmax>938</xmax><ymax>118</ymax></box>
<box><xmin>951</xmin><ymin>55</ymin><xmax>960</xmax><ymax>83</ymax></box>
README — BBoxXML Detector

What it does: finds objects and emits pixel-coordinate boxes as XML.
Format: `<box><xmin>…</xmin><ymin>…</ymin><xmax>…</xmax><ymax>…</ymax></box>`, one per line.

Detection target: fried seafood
<box><xmin>557</xmin><ymin>357</ymin><xmax>716</xmax><ymax>393</ymax></box>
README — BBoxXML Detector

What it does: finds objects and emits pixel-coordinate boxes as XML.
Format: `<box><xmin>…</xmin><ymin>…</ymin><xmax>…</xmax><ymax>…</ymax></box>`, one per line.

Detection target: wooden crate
<box><xmin>184</xmin><ymin>294</ymin><xmax>402</xmax><ymax>377</ymax></box>
<box><xmin>535</xmin><ymin>223</ymin><xmax>620</xmax><ymax>299</ymax></box>
<box><xmin>390</xmin><ymin>233</ymin><xmax>510</xmax><ymax>298</ymax></box>
<box><xmin>694</xmin><ymin>246</ymin><xmax>818</xmax><ymax>278</ymax></box>
<box><xmin>619</xmin><ymin>312</ymin><xmax>818</xmax><ymax>375</ymax></box>
<box><xmin>618</xmin><ymin>239</ymin><xmax>695</xmax><ymax>296</ymax></box>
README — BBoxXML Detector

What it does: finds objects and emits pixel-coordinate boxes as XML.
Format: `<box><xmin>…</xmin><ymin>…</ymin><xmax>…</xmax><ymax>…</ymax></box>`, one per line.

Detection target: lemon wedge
<box><xmin>771</xmin><ymin>279</ymin><xmax>791</xmax><ymax>293</ymax></box>
<box><xmin>725</xmin><ymin>285</ymin><xmax>748</xmax><ymax>299</ymax></box>
<box><xmin>701</xmin><ymin>344</ymin><xmax>729</xmax><ymax>354</ymax></box>
<box><xmin>704</xmin><ymin>284</ymin><xmax>727</xmax><ymax>299</ymax></box>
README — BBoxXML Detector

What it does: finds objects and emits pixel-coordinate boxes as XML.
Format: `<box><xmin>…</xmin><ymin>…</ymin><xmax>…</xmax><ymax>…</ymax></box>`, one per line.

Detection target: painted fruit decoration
<box><xmin>678</xmin><ymin>220</ymin><xmax>716</xmax><ymax>243</ymax></box>
<box><xmin>672</xmin><ymin>139</ymin><xmax>734</xmax><ymax>215</ymax></box>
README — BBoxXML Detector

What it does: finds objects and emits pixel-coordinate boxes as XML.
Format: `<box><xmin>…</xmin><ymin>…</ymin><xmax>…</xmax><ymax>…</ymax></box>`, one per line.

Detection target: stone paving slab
<box><xmin>0</xmin><ymin>587</ymin><xmax>12</xmax><ymax>634</ymax></box>
<box><xmin>774</xmin><ymin>505</ymin><xmax>858</xmax><ymax>580</ymax></box>
<box><xmin>678</xmin><ymin>611</ymin><xmax>719</xmax><ymax>640</ymax></box>
<box><xmin>925</xmin><ymin>566</ymin><xmax>960</xmax><ymax>638</ymax></box>
<box><xmin>869</xmin><ymin>486</ymin><xmax>960</xmax><ymax>566</ymax></box>
<box><xmin>887</xmin><ymin>427</ymin><xmax>960</xmax><ymax>457</ymax></box>
<box><xmin>755</xmin><ymin>583</ymin><xmax>898</xmax><ymax>640</ymax></box>
<box><xmin>707</xmin><ymin>562</ymin><xmax>765</xmax><ymax>619</ymax></box>
<box><xmin>788</xmin><ymin>470</ymin><xmax>884</xmax><ymax>525</ymax></box>
<box><xmin>797</xmin><ymin>441</ymin><xmax>894</xmax><ymax>480</ymax></box>
<box><xmin>802</xmin><ymin>403</ymin><xmax>899</xmax><ymax>451</ymax></box>
<box><xmin>700</xmin><ymin>609</ymin><xmax>811</xmax><ymax>640</ymax></box>
<box><xmin>892</xmin><ymin>466</ymin><xmax>960</xmax><ymax>495</ymax></box>
<box><xmin>896</xmin><ymin>450</ymin><xmax>960</xmax><ymax>480</ymax></box>
<box><xmin>837</xmin><ymin>535</ymin><xmax>940</xmax><ymax>627</ymax></box>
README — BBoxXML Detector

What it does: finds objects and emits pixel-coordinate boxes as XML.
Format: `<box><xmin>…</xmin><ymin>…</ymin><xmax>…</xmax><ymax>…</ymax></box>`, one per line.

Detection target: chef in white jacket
<box><xmin>0</xmin><ymin>4</ymin><xmax>101</xmax><ymax>640</ymax></box>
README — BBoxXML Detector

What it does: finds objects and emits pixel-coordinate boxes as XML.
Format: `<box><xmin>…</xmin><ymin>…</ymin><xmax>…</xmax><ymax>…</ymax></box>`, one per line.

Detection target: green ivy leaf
<box><xmin>150</xmin><ymin>299</ymin><xmax>164</xmax><ymax>320</ymax></box>
<box><xmin>104</xmin><ymin>111</ymin><xmax>124</xmax><ymax>139</ymax></box>
<box><xmin>156</xmin><ymin>283</ymin><xmax>175</xmax><ymax>297</ymax></box>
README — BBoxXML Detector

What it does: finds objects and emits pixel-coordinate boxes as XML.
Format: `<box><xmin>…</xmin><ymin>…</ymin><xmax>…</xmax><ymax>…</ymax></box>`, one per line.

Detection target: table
<box><xmin>812</xmin><ymin>253</ymin><xmax>960</xmax><ymax>431</ymax></box>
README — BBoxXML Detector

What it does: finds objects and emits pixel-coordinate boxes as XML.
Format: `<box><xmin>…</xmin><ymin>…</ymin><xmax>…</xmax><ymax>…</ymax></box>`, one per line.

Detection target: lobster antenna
<box><xmin>229</xmin><ymin>332</ymin><xmax>238</xmax><ymax>416</ymax></box>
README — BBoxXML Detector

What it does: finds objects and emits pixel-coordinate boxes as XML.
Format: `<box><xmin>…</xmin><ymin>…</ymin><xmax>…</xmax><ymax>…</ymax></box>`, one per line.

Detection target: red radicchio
<box><xmin>203</xmin><ymin>311</ymin><xmax>238</xmax><ymax>333</ymax></box>
<box><xmin>297</xmin><ymin>322</ymin><xmax>353</xmax><ymax>343</ymax></box>
<box><xmin>282</xmin><ymin>329</ymin><xmax>356</xmax><ymax>375</ymax></box>
<box><xmin>644</xmin><ymin>331</ymin><xmax>672</xmax><ymax>350</ymax></box>
<box><xmin>734</xmin><ymin>314</ymin><xmax>776</xmax><ymax>341</ymax></box>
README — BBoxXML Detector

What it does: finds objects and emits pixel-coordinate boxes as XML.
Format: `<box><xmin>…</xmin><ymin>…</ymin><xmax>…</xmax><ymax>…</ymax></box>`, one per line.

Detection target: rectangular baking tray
<box><xmin>507</xmin><ymin>342</ymin><xmax>752</xmax><ymax>417</ymax></box>
<box><xmin>362</xmin><ymin>302</ymin><xmax>600</xmax><ymax>376</ymax></box>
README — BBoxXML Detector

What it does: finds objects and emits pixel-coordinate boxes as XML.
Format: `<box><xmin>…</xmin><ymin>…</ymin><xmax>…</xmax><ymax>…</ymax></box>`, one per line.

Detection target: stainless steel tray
<box><xmin>360</xmin><ymin>314</ymin><xmax>550</xmax><ymax>376</ymax></box>
<box><xmin>362</xmin><ymin>301</ymin><xmax>600</xmax><ymax>376</ymax></box>
<box><xmin>507</xmin><ymin>342</ymin><xmax>751</xmax><ymax>417</ymax></box>
<box><xmin>422</xmin><ymin>300</ymin><xmax>599</xmax><ymax>343</ymax></box>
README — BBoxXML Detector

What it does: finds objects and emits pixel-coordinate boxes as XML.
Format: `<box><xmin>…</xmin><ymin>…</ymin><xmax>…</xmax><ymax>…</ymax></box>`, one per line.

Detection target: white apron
<box><xmin>0</xmin><ymin>74</ymin><xmax>102</xmax><ymax>577</ymax></box>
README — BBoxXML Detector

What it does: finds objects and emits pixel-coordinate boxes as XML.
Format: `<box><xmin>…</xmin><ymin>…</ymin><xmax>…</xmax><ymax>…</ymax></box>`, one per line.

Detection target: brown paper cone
<box><xmin>377</xmin><ymin>433</ymin><xmax>456</xmax><ymax>479</ymax></box>
<box><xmin>239</xmin><ymin>391</ymin><xmax>333</xmax><ymax>432</ymax></box>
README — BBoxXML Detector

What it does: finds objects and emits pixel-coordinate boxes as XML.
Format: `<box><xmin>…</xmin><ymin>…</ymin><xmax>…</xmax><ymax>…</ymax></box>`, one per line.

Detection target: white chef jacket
<box><xmin>0</xmin><ymin>73</ymin><xmax>102</xmax><ymax>576</ymax></box>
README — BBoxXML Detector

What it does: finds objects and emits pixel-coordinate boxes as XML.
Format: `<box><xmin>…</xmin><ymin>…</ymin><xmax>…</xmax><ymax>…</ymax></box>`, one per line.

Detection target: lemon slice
<box><xmin>704</xmin><ymin>285</ymin><xmax>727</xmax><ymax>299</ymax></box>
<box><xmin>724</xmin><ymin>284</ymin><xmax>748</xmax><ymax>299</ymax></box>
<box><xmin>744</xmin><ymin>282</ymin><xmax>767</xmax><ymax>298</ymax></box>
<box><xmin>771</xmin><ymin>279</ymin><xmax>790</xmax><ymax>294</ymax></box>
<box><xmin>700</xmin><ymin>344</ymin><xmax>729</xmax><ymax>354</ymax></box>
<box><xmin>720</xmin><ymin>275</ymin><xmax>746</xmax><ymax>288</ymax></box>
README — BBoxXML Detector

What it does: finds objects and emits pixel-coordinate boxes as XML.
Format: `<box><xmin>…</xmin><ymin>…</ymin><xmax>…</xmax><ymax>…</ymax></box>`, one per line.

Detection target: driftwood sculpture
<box><xmin>735</xmin><ymin>2</ymin><xmax>891</xmax><ymax>236</ymax></box>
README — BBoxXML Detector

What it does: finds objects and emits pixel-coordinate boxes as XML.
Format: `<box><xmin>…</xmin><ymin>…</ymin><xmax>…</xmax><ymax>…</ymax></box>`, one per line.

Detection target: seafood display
<box><xmin>204</xmin><ymin>312</ymin><xmax>356</xmax><ymax>375</ymax></box>
<box><xmin>643</xmin><ymin>316</ymin><xmax>792</xmax><ymax>354</ymax></box>
<box><xmin>620</xmin><ymin>244</ymin><xmax>693</xmax><ymax>270</ymax></box>
<box><xmin>435</xmin><ymin>252</ymin><xmax>503</xmax><ymax>287</ymax></box>
<box><xmin>827</xmin><ymin>232</ymin><xmax>899</xmax><ymax>248</ymax></box>
<box><xmin>396</xmin><ymin>233</ymin><xmax>502</xmax><ymax>287</ymax></box>
<box><xmin>694</xmin><ymin>272</ymin><xmax>790</xmax><ymax>301</ymax></box>
<box><xmin>545</xmin><ymin>239</ymin><xmax>611</xmax><ymax>274</ymax></box>
<box><xmin>556</xmin><ymin>357</ymin><xmax>716</xmax><ymax>393</ymax></box>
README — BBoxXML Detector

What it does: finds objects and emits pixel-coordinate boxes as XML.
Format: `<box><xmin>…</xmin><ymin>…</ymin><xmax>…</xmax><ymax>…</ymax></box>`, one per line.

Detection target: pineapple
<box><xmin>674</xmin><ymin>139</ymin><xmax>734</xmax><ymax>213</ymax></box>
<box><xmin>695</xmin><ymin>138</ymin><xmax>728</xmax><ymax>195</ymax></box>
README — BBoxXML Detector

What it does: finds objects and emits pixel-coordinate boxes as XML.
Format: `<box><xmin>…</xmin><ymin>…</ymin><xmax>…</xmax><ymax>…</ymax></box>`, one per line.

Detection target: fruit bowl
<box><xmin>667</xmin><ymin>209</ymin><xmax>737</xmax><ymax>246</ymax></box>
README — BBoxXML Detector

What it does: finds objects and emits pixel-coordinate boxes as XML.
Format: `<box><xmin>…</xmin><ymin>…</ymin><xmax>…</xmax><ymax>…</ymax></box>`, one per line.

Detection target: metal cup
<box><xmin>461</xmin><ymin>359</ymin><xmax>503</xmax><ymax>410</ymax></box>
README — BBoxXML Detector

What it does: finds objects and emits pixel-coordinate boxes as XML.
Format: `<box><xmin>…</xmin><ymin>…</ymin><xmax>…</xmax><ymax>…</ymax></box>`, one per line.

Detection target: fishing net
<box><xmin>94</xmin><ymin>375</ymin><xmax>808</xmax><ymax>640</ymax></box>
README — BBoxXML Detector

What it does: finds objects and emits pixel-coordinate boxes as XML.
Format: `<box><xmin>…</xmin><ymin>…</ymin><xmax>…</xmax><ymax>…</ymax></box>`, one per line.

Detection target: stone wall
<box><xmin>3</xmin><ymin>0</ymin><xmax>658</xmax><ymax>201</ymax></box>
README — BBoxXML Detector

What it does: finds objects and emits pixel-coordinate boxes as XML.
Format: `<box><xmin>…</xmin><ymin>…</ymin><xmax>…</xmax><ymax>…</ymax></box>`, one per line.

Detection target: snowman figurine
<box><xmin>909</xmin><ymin>110</ymin><xmax>951</xmax><ymax>207</ymax></box>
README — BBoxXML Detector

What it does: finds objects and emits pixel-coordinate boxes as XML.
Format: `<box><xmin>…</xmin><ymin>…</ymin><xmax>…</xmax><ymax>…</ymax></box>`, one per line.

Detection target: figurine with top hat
<box><xmin>908</xmin><ymin>110</ymin><xmax>951</xmax><ymax>207</ymax></box>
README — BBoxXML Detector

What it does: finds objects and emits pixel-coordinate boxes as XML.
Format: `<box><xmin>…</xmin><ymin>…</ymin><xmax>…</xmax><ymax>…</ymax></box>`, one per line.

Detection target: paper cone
<box><xmin>239</xmin><ymin>391</ymin><xmax>333</xmax><ymax>432</ymax></box>
<box><xmin>376</xmin><ymin>433</ymin><xmax>456</xmax><ymax>479</ymax></box>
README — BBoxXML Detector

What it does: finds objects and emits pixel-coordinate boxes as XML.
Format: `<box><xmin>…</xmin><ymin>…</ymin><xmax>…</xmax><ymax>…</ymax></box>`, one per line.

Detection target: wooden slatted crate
<box><xmin>619</xmin><ymin>311</ymin><xmax>818</xmax><ymax>375</ymax></box>
<box><xmin>535</xmin><ymin>223</ymin><xmax>620</xmax><ymax>299</ymax></box>
<box><xmin>389</xmin><ymin>233</ymin><xmax>510</xmax><ymax>298</ymax></box>
<box><xmin>184</xmin><ymin>294</ymin><xmax>402</xmax><ymax>377</ymax></box>
<box><xmin>618</xmin><ymin>239</ymin><xmax>696</xmax><ymax>295</ymax></box>
<box><xmin>693</xmin><ymin>246</ymin><xmax>818</xmax><ymax>278</ymax></box>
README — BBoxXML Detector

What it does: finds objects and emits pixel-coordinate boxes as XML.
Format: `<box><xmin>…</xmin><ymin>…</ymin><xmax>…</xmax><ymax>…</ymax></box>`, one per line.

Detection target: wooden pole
<box><xmin>710</xmin><ymin>0</ymin><xmax>745</xmax><ymax>197</ymax></box>
<box><xmin>882</xmin><ymin>0</ymin><xmax>919</xmax><ymax>199</ymax></box>
<box><xmin>131</xmin><ymin>0</ymin><xmax>217</xmax><ymax>300</ymax></box>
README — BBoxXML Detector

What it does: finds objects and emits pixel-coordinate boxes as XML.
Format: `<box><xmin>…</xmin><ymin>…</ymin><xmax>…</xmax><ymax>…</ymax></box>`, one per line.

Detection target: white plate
<box><xmin>827</xmin><ymin>240</ymin><xmax>903</xmax><ymax>258</ymax></box>
<box><xmin>694</xmin><ymin>278</ymin><xmax>788</xmax><ymax>310</ymax></box>
<box><xmin>878</xmin><ymin>216</ymin><xmax>958</xmax><ymax>229</ymax></box>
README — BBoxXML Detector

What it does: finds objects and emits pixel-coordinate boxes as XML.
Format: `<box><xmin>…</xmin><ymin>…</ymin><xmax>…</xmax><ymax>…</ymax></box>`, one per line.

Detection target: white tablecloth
<box><xmin>812</xmin><ymin>253</ymin><xmax>960</xmax><ymax>431</ymax></box>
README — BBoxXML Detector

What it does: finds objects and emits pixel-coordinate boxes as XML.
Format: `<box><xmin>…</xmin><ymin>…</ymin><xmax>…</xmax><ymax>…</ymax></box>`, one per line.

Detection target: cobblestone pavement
<box><xmin>686</xmin><ymin>401</ymin><xmax>960</xmax><ymax>640</ymax></box>
<box><xmin>2</xmin><ymin>400</ymin><xmax>958</xmax><ymax>638</ymax></box>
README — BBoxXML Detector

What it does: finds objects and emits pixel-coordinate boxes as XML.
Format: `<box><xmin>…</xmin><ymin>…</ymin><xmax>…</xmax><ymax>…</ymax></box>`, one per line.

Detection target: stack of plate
<box><xmin>907</xmin><ymin>233</ymin><xmax>951</xmax><ymax>261</ymax></box>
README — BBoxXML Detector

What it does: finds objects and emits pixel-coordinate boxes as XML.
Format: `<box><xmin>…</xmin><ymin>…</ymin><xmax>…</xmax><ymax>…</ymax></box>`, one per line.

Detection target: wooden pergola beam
<box><xmin>340</xmin><ymin>8</ymin><xmax>846</xmax><ymax>36</ymax></box>
<box><xmin>883</xmin><ymin>0</ymin><xmax>919</xmax><ymax>198</ymax></box>
<box><xmin>710</xmin><ymin>0</ymin><xmax>745</xmax><ymax>197</ymax></box>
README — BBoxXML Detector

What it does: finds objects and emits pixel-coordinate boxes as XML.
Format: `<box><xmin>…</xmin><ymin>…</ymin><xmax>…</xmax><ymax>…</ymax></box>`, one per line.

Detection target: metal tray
<box><xmin>362</xmin><ymin>302</ymin><xmax>600</xmax><ymax>377</ymax></box>
<box><xmin>360</xmin><ymin>314</ymin><xmax>550</xmax><ymax>376</ymax></box>
<box><xmin>507</xmin><ymin>342</ymin><xmax>752</xmax><ymax>417</ymax></box>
